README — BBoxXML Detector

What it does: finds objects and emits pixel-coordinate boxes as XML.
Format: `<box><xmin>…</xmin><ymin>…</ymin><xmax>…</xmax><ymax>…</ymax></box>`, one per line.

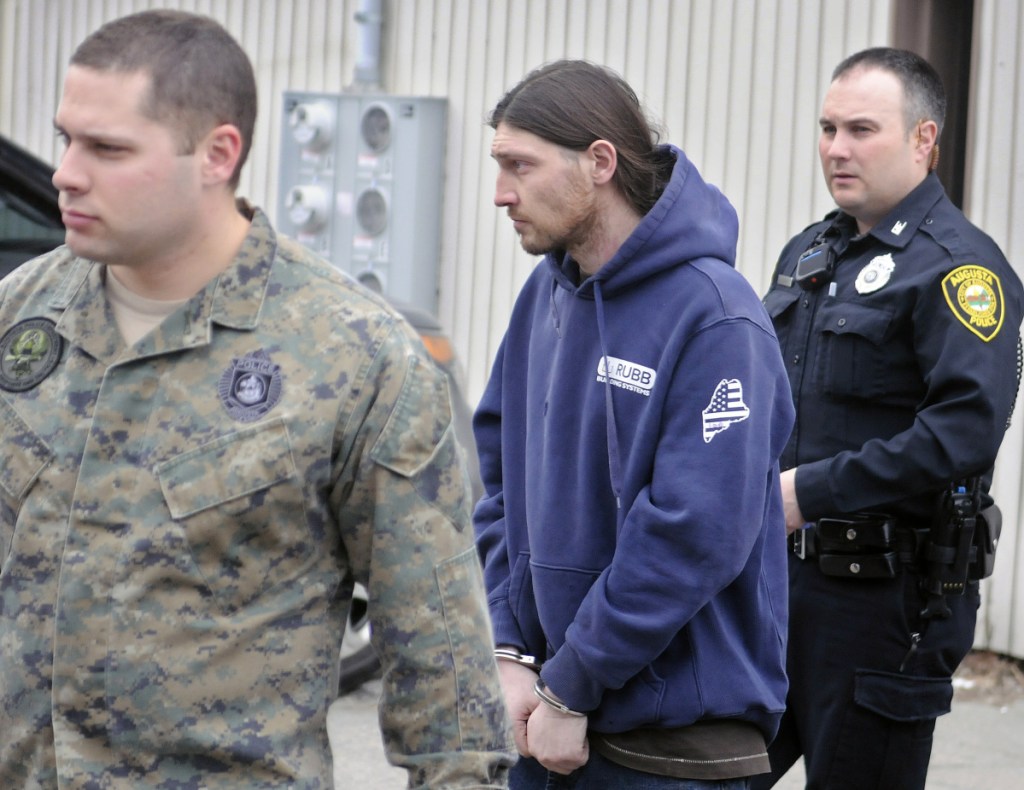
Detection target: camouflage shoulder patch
<box><xmin>941</xmin><ymin>264</ymin><xmax>1004</xmax><ymax>342</ymax></box>
<box><xmin>0</xmin><ymin>318</ymin><xmax>63</xmax><ymax>391</ymax></box>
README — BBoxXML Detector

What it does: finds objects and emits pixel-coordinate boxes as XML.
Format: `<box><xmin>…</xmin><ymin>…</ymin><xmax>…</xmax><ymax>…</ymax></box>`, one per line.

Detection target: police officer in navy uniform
<box><xmin>755</xmin><ymin>48</ymin><xmax>1024</xmax><ymax>790</ymax></box>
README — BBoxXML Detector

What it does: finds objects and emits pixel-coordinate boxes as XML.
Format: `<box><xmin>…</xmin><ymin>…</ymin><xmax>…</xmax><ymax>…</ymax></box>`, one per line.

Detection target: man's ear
<box><xmin>200</xmin><ymin>123</ymin><xmax>243</xmax><ymax>186</ymax></box>
<box><xmin>914</xmin><ymin>119</ymin><xmax>939</xmax><ymax>169</ymax></box>
<box><xmin>587</xmin><ymin>139</ymin><xmax>618</xmax><ymax>186</ymax></box>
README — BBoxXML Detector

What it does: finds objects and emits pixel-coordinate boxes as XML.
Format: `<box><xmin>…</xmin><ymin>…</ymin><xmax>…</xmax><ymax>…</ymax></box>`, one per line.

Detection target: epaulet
<box><xmin>797</xmin><ymin>209</ymin><xmax>841</xmax><ymax>236</ymax></box>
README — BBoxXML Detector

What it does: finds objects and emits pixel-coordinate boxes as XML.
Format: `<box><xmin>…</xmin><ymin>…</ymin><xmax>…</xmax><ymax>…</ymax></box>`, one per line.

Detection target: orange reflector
<box><xmin>420</xmin><ymin>334</ymin><xmax>453</xmax><ymax>365</ymax></box>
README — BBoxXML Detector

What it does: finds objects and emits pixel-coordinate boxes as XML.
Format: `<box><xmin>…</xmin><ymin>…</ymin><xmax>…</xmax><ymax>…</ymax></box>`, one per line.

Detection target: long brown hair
<box><xmin>490</xmin><ymin>60</ymin><xmax>673</xmax><ymax>216</ymax></box>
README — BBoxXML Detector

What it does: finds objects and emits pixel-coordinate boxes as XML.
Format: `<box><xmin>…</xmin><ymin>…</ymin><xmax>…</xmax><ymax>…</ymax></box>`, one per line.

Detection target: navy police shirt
<box><xmin>764</xmin><ymin>172</ymin><xmax>1024</xmax><ymax>523</ymax></box>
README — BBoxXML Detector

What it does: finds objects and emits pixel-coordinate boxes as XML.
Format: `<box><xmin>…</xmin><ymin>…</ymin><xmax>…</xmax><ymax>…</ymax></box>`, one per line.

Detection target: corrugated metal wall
<box><xmin>2</xmin><ymin>0</ymin><xmax>1022</xmax><ymax>656</ymax></box>
<box><xmin>968</xmin><ymin>0</ymin><xmax>1024</xmax><ymax>656</ymax></box>
<box><xmin>0</xmin><ymin>0</ymin><xmax>892</xmax><ymax>400</ymax></box>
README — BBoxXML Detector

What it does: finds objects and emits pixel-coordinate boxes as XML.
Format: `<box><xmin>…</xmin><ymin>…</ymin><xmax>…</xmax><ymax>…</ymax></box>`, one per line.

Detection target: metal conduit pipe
<box><xmin>351</xmin><ymin>0</ymin><xmax>383</xmax><ymax>90</ymax></box>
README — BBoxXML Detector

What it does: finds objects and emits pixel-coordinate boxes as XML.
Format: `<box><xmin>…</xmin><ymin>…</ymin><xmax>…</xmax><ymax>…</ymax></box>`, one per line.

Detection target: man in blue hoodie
<box><xmin>474</xmin><ymin>59</ymin><xmax>796</xmax><ymax>789</ymax></box>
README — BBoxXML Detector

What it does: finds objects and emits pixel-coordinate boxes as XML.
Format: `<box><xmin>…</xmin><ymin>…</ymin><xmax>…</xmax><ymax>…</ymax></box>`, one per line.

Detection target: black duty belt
<box><xmin>788</xmin><ymin>514</ymin><xmax>928</xmax><ymax>579</ymax></box>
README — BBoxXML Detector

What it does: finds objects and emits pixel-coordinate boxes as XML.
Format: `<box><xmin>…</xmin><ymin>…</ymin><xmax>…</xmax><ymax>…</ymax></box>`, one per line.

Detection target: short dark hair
<box><xmin>489</xmin><ymin>60</ymin><xmax>672</xmax><ymax>216</ymax></box>
<box><xmin>70</xmin><ymin>10</ymin><xmax>257</xmax><ymax>187</ymax></box>
<box><xmin>832</xmin><ymin>47</ymin><xmax>946</xmax><ymax>138</ymax></box>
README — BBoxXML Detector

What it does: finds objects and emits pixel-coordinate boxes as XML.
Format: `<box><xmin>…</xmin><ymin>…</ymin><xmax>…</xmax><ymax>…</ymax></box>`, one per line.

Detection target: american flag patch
<box><xmin>702</xmin><ymin>379</ymin><xmax>750</xmax><ymax>443</ymax></box>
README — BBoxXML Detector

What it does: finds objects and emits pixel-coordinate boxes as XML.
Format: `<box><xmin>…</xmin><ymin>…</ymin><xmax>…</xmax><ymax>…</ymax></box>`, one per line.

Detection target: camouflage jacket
<box><xmin>0</xmin><ymin>207</ymin><xmax>512</xmax><ymax>789</ymax></box>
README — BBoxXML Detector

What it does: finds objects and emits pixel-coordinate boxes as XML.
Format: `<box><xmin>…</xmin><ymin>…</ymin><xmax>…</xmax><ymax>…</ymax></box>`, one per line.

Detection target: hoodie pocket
<box><xmin>507</xmin><ymin>552</ymin><xmax>546</xmax><ymax>654</ymax></box>
<box><xmin>595</xmin><ymin>665</ymin><xmax>668</xmax><ymax>730</ymax></box>
<box><xmin>529</xmin><ymin>563</ymin><xmax>602</xmax><ymax>656</ymax></box>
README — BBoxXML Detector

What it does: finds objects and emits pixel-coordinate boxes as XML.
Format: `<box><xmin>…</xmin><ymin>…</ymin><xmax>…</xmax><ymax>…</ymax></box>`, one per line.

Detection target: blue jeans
<box><xmin>511</xmin><ymin>753</ymin><xmax>752</xmax><ymax>789</ymax></box>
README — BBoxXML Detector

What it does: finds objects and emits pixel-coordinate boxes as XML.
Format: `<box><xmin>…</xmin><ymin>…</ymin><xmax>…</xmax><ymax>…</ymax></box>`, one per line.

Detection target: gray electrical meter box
<box><xmin>277</xmin><ymin>91</ymin><xmax>447</xmax><ymax>315</ymax></box>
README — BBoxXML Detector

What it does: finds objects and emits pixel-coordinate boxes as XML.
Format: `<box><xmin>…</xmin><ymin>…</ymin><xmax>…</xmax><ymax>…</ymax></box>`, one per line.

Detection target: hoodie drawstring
<box><xmin>549</xmin><ymin>278</ymin><xmax>562</xmax><ymax>336</ymax></box>
<box><xmin>594</xmin><ymin>283</ymin><xmax>623</xmax><ymax>509</ymax></box>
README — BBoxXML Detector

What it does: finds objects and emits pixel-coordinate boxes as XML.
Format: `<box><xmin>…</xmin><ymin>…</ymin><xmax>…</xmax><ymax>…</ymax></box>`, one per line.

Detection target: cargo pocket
<box><xmin>854</xmin><ymin>669</ymin><xmax>953</xmax><ymax>722</ymax></box>
<box><xmin>155</xmin><ymin>417</ymin><xmax>311</xmax><ymax>613</ymax></box>
<box><xmin>826</xmin><ymin>669</ymin><xmax>951</xmax><ymax>786</ymax></box>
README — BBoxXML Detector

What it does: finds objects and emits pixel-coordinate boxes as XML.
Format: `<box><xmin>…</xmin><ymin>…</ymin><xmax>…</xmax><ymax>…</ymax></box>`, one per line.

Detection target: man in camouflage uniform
<box><xmin>0</xmin><ymin>9</ymin><xmax>513</xmax><ymax>789</ymax></box>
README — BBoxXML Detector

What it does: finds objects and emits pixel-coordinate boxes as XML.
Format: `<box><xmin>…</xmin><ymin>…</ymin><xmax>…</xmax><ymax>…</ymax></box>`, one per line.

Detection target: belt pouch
<box><xmin>969</xmin><ymin>505</ymin><xmax>1002</xmax><ymax>580</ymax></box>
<box><xmin>816</xmin><ymin>514</ymin><xmax>895</xmax><ymax>553</ymax></box>
<box><xmin>819</xmin><ymin>551</ymin><xmax>899</xmax><ymax>579</ymax></box>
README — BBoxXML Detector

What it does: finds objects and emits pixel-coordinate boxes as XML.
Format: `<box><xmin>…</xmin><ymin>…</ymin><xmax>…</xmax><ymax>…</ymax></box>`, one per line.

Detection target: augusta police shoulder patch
<box><xmin>941</xmin><ymin>264</ymin><xmax>1004</xmax><ymax>342</ymax></box>
<box><xmin>0</xmin><ymin>318</ymin><xmax>63</xmax><ymax>392</ymax></box>
<box><xmin>218</xmin><ymin>349</ymin><xmax>283</xmax><ymax>422</ymax></box>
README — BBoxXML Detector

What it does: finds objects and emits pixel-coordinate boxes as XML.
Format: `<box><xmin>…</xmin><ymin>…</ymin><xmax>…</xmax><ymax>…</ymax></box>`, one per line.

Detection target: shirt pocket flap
<box><xmin>0</xmin><ymin>398</ymin><xmax>53</xmax><ymax>502</ymax></box>
<box><xmin>155</xmin><ymin>418</ymin><xmax>296</xmax><ymax>518</ymax></box>
<box><xmin>818</xmin><ymin>300</ymin><xmax>895</xmax><ymax>344</ymax></box>
<box><xmin>370</xmin><ymin>355</ymin><xmax>453</xmax><ymax>478</ymax></box>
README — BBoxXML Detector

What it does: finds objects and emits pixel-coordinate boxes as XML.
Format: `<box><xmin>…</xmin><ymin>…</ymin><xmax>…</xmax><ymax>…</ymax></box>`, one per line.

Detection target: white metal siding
<box><xmin>968</xmin><ymin>0</ymin><xmax>1024</xmax><ymax>655</ymax></box>
<box><xmin>3</xmin><ymin>0</ymin><xmax>1023</xmax><ymax>657</ymax></box>
<box><xmin>0</xmin><ymin>0</ymin><xmax>893</xmax><ymax>401</ymax></box>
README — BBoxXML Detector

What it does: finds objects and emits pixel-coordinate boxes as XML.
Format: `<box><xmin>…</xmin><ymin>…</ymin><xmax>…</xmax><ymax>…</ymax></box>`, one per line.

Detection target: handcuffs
<box><xmin>493</xmin><ymin>647</ymin><xmax>587</xmax><ymax>717</ymax></box>
<box><xmin>493</xmin><ymin>646</ymin><xmax>541</xmax><ymax>672</ymax></box>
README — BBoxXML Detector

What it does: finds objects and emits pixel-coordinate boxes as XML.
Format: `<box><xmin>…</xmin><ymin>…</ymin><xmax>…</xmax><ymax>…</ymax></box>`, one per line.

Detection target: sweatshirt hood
<box><xmin>547</xmin><ymin>144</ymin><xmax>739</xmax><ymax>297</ymax></box>
<box><xmin>542</xmin><ymin>145</ymin><xmax>739</xmax><ymax>508</ymax></box>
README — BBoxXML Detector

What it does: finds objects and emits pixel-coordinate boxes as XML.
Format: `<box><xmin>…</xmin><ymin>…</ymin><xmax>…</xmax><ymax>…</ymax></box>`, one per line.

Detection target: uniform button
<box><xmin>846</xmin><ymin>528</ymin><xmax>857</xmax><ymax>541</ymax></box>
<box><xmin>792</xmin><ymin>354</ymin><xmax>800</xmax><ymax>364</ymax></box>
<box><xmin>850</xmin><ymin>562</ymin><xmax>861</xmax><ymax>574</ymax></box>
<box><xmin>837</xmin><ymin>318</ymin><xmax>846</xmax><ymax>327</ymax></box>
<box><xmin>802</xmin><ymin>299</ymin><xmax>810</xmax><ymax>308</ymax></box>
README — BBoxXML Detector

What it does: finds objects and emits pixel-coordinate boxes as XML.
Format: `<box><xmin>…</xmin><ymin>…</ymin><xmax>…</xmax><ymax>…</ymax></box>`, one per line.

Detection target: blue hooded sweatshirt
<box><xmin>473</xmin><ymin>145</ymin><xmax>795</xmax><ymax>740</ymax></box>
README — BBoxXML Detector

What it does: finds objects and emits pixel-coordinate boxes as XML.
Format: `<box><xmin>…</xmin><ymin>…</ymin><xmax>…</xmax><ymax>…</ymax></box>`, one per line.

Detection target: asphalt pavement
<box><xmin>327</xmin><ymin>675</ymin><xmax>1024</xmax><ymax>789</ymax></box>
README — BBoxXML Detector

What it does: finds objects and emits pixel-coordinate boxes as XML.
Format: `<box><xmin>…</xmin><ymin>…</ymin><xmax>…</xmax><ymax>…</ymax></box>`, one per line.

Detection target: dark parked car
<box><xmin>0</xmin><ymin>136</ymin><xmax>65</xmax><ymax>277</ymax></box>
<box><xmin>0</xmin><ymin>134</ymin><xmax>481</xmax><ymax>695</ymax></box>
